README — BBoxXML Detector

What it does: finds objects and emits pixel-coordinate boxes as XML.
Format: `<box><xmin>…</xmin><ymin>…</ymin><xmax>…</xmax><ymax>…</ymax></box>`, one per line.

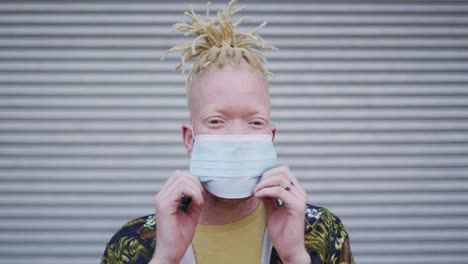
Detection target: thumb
<box><xmin>263</xmin><ymin>198</ymin><xmax>280</xmax><ymax>217</ymax></box>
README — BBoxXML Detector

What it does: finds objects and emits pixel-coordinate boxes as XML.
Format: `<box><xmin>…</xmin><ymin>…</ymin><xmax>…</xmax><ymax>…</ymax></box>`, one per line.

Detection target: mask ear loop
<box><xmin>190</xmin><ymin>124</ymin><xmax>196</xmax><ymax>143</ymax></box>
<box><xmin>269</xmin><ymin>122</ymin><xmax>276</xmax><ymax>142</ymax></box>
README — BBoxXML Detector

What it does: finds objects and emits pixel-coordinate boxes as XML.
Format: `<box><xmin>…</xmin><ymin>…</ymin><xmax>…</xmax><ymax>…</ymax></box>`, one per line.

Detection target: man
<box><xmin>101</xmin><ymin>1</ymin><xmax>355</xmax><ymax>263</ymax></box>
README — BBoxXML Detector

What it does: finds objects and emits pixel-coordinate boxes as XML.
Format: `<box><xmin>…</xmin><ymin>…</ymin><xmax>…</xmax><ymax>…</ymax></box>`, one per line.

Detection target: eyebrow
<box><xmin>201</xmin><ymin>106</ymin><xmax>269</xmax><ymax>118</ymax></box>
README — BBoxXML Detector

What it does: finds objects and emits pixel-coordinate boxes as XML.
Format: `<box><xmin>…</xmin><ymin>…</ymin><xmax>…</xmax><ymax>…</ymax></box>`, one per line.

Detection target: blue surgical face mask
<box><xmin>189</xmin><ymin>133</ymin><xmax>277</xmax><ymax>199</ymax></box>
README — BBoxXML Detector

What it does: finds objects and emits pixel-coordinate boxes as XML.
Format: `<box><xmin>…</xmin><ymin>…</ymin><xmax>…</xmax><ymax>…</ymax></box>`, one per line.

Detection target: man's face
<box><xmin>182</xmin><ymin>61</ymin><xmax>275</xmax><ymax>154</ymax></box>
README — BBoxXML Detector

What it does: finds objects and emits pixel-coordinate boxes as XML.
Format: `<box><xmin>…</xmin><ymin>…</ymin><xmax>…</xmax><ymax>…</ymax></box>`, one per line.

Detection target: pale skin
<box><xmin>150</xmin><ymin>61</ymin><xmax>310</xmax><ymax>264</ymax></box>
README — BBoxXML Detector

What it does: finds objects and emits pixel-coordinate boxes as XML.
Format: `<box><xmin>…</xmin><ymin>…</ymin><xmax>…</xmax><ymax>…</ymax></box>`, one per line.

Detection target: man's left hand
<box><xmin>253</xmin><ymin>165</ymin><xmax>310</xmax><ymax>264</ymax></box>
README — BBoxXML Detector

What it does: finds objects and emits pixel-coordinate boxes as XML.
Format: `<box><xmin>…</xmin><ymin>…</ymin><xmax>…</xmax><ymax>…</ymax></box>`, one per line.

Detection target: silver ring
<box><xmin>285</xmin><ymin>181</ymin><xmax>294</xmax><ymax>191</ymax></box>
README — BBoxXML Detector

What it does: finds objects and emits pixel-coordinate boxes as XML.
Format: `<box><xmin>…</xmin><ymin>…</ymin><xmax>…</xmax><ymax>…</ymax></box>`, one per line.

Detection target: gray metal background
<box><xmin>1</xmin><ymin>1</ymin><xmax>468</xmax><ymax>263</ymax></box>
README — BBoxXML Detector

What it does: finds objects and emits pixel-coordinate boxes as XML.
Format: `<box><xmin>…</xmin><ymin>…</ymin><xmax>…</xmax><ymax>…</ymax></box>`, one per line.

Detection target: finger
<box><xmin>180</xmin><ymin>170</ymin><xmax>204</xmax><ymax>190</ymax></box>
<box><xmin>178</xmin><ymin>171</ymin><xmax>206</xmax><ymax>208</ymax></box>
<box><xmin>254</xmin><ymin>186</ymin><xmax>296</xmax><ymax>207</ymax></box>
<box><xmin>158</xmin><ymin>170</ymin><xmax>186</xmax><ymax>195</ymax></box>
<box><xmin>254</xmin><ymin>173</ymin><xmax>292</xmax><ymax>193</ymax></box>
<box><xmin>256</xmin><ymin>189</ymin><xmax>306</xmax><ymax>218</ymax></box>
<box><xmin>157</xmin><ymin>185</ymin><xmax>203</xmax><ymax>216</ymax></box>
<box><xmin>262</xmin><ymin>165</ymin><xmax>307</xmax><ymax>198</ymax></box>
<box><xmin>183</xmin><ymin>184</ymin><xmax>205</xmax><ymax>208</ymax></box>
<box><xmin>262</xmin><ymin>197</ymin><xmax>281</xmax><ymax>216</ymax></box>
<box><xmin>169</xmin><ymin>180</ymin><xmax>204</xmax><ymax>208</ymax></box>
<box><xmin>255</xmin><ymin>170</ymin><xmax>305</xmax><ymax>199</ymax></box>
<box><xmin>156</xmin><ymin>175</ymin><xmax>204</xmax><ymax>212</ymax></box>
<box><xmin>263</xmin><ymin>165</ymin><xmax>299</xmax><ymax>185</ymax></box>
<box><xmin>162</xmin><ymin>170</ymin><xmax>203</xmax><ymax>198</ymax></box>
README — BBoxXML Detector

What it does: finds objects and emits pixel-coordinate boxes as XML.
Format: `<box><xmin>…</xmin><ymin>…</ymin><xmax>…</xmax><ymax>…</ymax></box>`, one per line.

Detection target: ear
<box><xmin>182</xmin><ymin>122</ymin><xmax>194</xmax><ymax>155</ymax></box>
<box><xmin>270</xmin><ymin>123</ymin><xmax>277</xmax><ymax>142</ymax></box>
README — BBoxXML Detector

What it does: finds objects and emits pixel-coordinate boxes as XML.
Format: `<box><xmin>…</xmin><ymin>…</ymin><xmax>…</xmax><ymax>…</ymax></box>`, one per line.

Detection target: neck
<box><xmin>198</xmin><ymin>193</ymin><xmax>260</xmax><ymax>225</ymax></box>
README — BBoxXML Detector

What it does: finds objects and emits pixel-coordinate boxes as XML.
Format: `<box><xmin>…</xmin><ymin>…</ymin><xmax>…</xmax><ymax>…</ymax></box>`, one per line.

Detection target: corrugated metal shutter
<box><xmin>1</xmin><ymin>1</ymin><xmax>467</xmax><ymax>263</ymax></box>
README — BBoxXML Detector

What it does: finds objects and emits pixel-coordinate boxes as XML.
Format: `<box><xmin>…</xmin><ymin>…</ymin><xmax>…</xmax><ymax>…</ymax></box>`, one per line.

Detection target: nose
<box><xmin>226</xmin><ymin>119</ymin><xmax>250</xmax><ymax>135</ymax></box>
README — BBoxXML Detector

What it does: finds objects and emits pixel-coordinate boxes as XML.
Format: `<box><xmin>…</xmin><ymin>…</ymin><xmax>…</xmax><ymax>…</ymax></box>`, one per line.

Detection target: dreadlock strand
<box><xmin>192</xmin><ymin>35</ymin><xmax>206</xmax><ymax>55</ymax></box>
<box><xmin>179</xmin><ymin>52</ymin><xmax>190</xmax><ymax>74</ymax></box>
<box><xmin>233</xmin><ymin>16</ymin><xmax>248</xmax><ymax>27</ymax></box>
<box><xmin>218</xmin><ymin>44</ymin><xmax>229</xmax><ymax>68</ymax></box>
<box><xmin>250</xmin><ymin>48</ymin><xmax>267</xmax><ymax>63</ymax></box>
<box><xmin>225</xmin><ymin>0</ymin><xmax>237</xmax><ymax>15</ymax></box>
<box><xmin>231</xmin><ymin>6</ymin><xmax>246</xmax><ymax>17</ymax></box>
<box><xmin>232</xmin><ymin>47</ymin><xmax>242</xmax><ymax>64</ymax></box>
<box><xmin>250</xmin><ymin>21</ymin><xmax>267</xmax><ymax>35</ymax></box>
<box><xmin>226</xmin><ymin>45</ymin><xmax>234</xmax><ymax>57</ymax></box>
<box><xmin>206</xmin><ymin>2</ymin><xmax>211</xmax><ymax>18</ymax></box>
<box><xmin>197</xmin><ymin>53</ymin><xmax>210</xmax><ymax>68</ymax></box>
<box><xmin>237</xmin><ymin>41</ymin><xmax>258</xmax><ymax>48</ymax></box>
<box><xmin>208</xmin><ymin>46</ymin><xmax>219</xmax><ymax>62</ymax></box>
<box><xmin>238</xmin><ymin>32</ymin><xmax>258</xmax><ymax>41</ymax></box>
<box><xmin>203</xmin><ymin>24</ymin><xmax>218</xmax><ymax>47</ymax></box>
<box><xmin>239</xmin><ymin>48</ymin><xmax>254</xmax><ymax>67</ymax></box>
<box><xmin>161</xmin><ymin>43</ymin><xmax>191</xmax><ymax>61</ymax></box>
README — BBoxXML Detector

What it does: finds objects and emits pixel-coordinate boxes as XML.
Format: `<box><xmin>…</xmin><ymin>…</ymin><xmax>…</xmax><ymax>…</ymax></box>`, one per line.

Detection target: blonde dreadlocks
<box><xmin>161</xmin><ymin>0</ymin><xmax>277</xmax><ymax>108</ymax></box>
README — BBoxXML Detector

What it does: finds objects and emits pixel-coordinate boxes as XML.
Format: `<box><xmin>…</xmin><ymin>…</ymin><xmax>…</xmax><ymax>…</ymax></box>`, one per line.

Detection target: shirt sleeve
<box><xmin>327</xmin><ymin>215</ymin><xmax>355</xmax><ymax>264</ymax></box>
<box><xmin>304</xmin><ymin>205</ymin><xmax>356</xmax><ymax>264</ymax></box>
<box><xmin>100</xmin><ymin>215</ymin><xmax>156</xmax><ymax>264</ymax></box>
<box><xmin>101</xmin><ymin>242</ymin><xmax>124</xmax><ymax>264</ymax></box>
<box><xmin>100</xmin><ymin>235</ymin><xmax>149</xmax><ymax>264</ymax></box>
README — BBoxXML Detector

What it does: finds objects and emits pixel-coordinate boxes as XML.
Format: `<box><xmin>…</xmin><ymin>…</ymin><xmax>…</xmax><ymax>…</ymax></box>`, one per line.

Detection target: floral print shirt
<box><xmin>101</xmin><ymin>204</ymin><xmax>356</xmax><ymax>264</ymax></box>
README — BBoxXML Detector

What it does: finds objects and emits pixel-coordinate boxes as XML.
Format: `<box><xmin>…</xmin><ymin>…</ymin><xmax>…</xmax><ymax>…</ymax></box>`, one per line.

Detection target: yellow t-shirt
<box><xmin>191</xmin><ymin>202</ymin><xmax>267</xmax><ymax>264</ymax></box>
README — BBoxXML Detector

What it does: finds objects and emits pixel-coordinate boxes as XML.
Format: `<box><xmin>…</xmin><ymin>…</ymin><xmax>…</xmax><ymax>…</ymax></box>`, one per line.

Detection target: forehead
<box><xmin>189</xmin><ymin>62</ymin><xmax>270</xmax><ymax>116</ymax></box>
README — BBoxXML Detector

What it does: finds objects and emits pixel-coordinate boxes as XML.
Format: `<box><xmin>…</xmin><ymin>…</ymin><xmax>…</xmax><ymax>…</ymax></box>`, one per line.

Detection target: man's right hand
<box><xmin>150</xmin><ymin>170</ymin><xmax>205</xmax><ymax>264</ymax></box>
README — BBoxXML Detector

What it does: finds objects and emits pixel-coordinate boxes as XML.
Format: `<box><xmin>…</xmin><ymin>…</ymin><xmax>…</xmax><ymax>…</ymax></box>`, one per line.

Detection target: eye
<box><xmin>249</xmin><ymin>119</ymin><xmax>267</xmax><ymax>129</ymax></box>
<box><xmin>205</xmin><ymin>118</ymin><xmax>225</xmax><ymax>128</ymax></box>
